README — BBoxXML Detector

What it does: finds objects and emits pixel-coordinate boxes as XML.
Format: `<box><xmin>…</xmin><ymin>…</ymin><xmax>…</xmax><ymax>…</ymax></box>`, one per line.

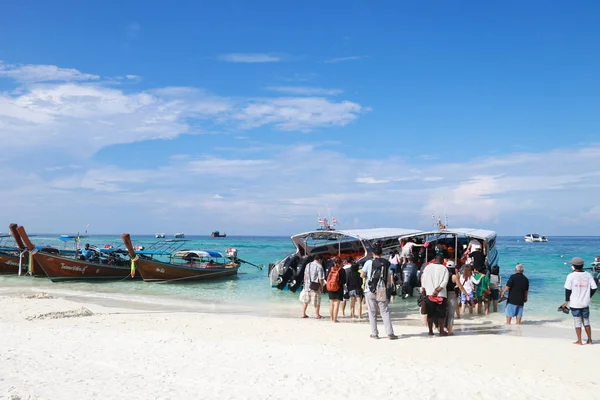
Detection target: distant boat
<box><xmin>211</xmin><ymin>231</ymin><xmax>227</xmax><ymax>238</ymax></box>
<box><xmin>155</xmin><ymin>233</ymin><xmax>166</xmax><ymax>238</ymax></box>
<box><xmin>524</xmin><ymin>234</ymin><xmax>547</xmax><ymax>242</ymax></box>
<box><xmin>59</xmin><ymin>234</ymin><xmax>89</xmax><ymax>241</ymax></box>
<box><xmin>174</xmin><ymin>233</ymin><xmax>185</xmax><ymax>238</ymax></box>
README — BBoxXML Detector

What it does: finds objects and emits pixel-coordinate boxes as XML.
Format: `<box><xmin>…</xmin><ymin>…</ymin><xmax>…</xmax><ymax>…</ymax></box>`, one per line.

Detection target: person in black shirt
<box><xmin>501</xmin><ymin>264</ymin><xmax>530</xmax><ymax>325</ymax></box>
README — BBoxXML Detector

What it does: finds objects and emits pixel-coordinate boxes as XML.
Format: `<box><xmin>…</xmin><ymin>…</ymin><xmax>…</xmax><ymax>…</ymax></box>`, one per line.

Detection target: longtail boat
<box><xmin>18</xmin><ymin>226</ymin><xmax>136</xmax><ymax>282</ymax></box>
<box><xmin>122</xmin><ymin>233</ymin><xmax>241</xmax><ymax>283</ymax></box>
<box><xmin>0</xmin><ymin>224</ymin><xmax>28</xmax><ymax>275</ymax></box>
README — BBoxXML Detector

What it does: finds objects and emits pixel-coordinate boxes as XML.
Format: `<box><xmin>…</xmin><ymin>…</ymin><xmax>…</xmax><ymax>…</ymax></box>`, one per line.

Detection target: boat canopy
<box><xmin>400</xmin><ymin>228</ymin><xmax>496</xmax><ymax>242</ymax></box>
<box><xmin>292</xmin><ymin>228</ymin><xmax>422</xmax><ymax>242</ymax></box>
<box><xmin>173</xmin><ymin>250</ymin><xmax>224</xmax><ymax>259</ymax></box>
<box><xmin>291</xmin><ymin>228</ymin><xmax>421</xmax><ymax>257</ymax></box>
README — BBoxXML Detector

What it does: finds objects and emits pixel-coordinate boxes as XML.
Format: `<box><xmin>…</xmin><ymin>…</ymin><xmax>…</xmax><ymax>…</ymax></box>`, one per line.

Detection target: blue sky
<box><xmin>1</xmin><ymin>1</ymin><xmax>599</xmax><ymax>235</ymax></box>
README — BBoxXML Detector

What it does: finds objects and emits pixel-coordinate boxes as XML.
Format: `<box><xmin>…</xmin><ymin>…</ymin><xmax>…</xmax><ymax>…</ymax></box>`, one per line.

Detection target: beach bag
<box><xmin>299</xmin><ymin>289</ymin><xmax>310</xmax><ymax>303</ymax></box>
<box><xmin>326</xmin><ymin>267</ymin><xmax>341</xmax><ymax>292</ymax></box>
<box><xmin>375</xmin><ymin>279</ymin><xmax>387</xmax><ymax>302</ymax></box>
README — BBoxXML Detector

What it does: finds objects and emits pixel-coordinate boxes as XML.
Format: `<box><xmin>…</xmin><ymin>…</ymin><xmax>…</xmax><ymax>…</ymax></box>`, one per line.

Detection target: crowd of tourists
<box><xmin>299</xmin><ymin>239</ymin><xmax>597</xmax><ymax>344</ymax></box>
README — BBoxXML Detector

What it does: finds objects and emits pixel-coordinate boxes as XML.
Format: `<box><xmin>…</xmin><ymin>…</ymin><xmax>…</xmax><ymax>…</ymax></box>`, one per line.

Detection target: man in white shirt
<box><xmin>561</xmin><ymin>257</ymin><xmax>597</xmax><ymax>345</ymax></box>
<box><xmin>420</xmin><ymin>253</ymin><xmax>450</xmax><ymax>336</ymax></box>
<box><xmin>302</xmin><ymin>254</ymin><xmax>325</xmax><ymax>319</ymax></box>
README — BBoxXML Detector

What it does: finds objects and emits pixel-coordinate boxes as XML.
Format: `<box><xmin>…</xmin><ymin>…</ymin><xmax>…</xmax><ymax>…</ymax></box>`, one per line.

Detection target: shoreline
<box><xmin>0</xmin><ymin>282</ymin><xmax>581</xmax><ymax>336</ymax></box>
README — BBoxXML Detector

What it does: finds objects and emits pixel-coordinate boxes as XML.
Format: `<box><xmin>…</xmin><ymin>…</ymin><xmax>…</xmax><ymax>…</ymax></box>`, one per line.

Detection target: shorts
<box><xmin>348</xmin><ymin>289</ymin><xmax>361</xmax><ymax>298</ymax></box>
<box><xmin>306</xmin><ymin>290</ymin><xmax>321</xmax><ymax>306</ymax></box>
<box><xmin>491</xmin><ymin>289</ymin><xmax>500</xmax><ymax>301</ymax></box>
<box><xmin>460</xmin><ymin>292</ymin><xmax>475</xmax><ymax>304</ymax></box>
<box><xmin>425</xmin><ymin>297</ymin><xmax>448</xmax><ymax>320</ymax></box>
<box><xmin>571</xmin><ymin>307</ymin><xmax>590</xmax><ymax>328</ymax></box>
<box><xmin>477</xmin><ymin>295</ymin><xmax>490</xmax><ymax>304</ymax></box>
<box><xmin>505</xmin><ymin>303</ymin><xmax>524</xmax><ymax>318</ymax></box>
<box><xmin>328</xmin><ymin>290</ymin><xmax>344</xmax><ymax>301</ymax></box>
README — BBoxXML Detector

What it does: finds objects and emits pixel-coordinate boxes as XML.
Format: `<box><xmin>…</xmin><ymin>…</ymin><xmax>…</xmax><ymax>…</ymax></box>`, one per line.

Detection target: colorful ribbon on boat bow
<box><xmin>130</xmin><ymin>255</ymin><xmax>139</xmax><ymax>278</ymax></box>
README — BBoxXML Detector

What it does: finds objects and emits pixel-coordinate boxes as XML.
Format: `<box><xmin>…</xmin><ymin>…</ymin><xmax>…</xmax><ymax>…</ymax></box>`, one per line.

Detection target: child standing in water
<box><xmin>460</xmin><ymin>266</ymin><xmax>481</xmax><ymax>315</ymax></box>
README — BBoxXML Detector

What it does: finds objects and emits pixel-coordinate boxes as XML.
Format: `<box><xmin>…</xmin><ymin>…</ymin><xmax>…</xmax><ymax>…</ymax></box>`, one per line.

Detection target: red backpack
<box><xmin>326</xmin><ymin>267</ymin><xmax>341</xmax><ymax>292</ymax></box>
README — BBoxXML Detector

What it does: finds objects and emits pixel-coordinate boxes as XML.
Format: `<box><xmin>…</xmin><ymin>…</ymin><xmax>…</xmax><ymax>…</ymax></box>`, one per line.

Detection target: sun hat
<box><xmin>568</xmin><ymin>257</ymin><xmax>585</xmax><ymax>267</ymax></box>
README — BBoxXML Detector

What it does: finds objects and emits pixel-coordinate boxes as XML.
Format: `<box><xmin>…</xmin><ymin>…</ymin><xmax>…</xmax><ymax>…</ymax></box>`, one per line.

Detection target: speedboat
<box><xmin>524</xmin><ymin>234</ymin><xmax>545</xmax><ymax>242</ymax></box>
<box><xmin>399</xmin><ymin>228</ymin><xmax>499</xmax><ymax>297</ymax></box>
<box><xmin>268</xmin><ymin>227</ymin><xmax>420</xmax><ymax>292</ymax></box>
<box><xmin>174</xmin><ymin>232</ymin><xmax>185</xmax><ymax>238</ymax></box>
<box><xmin>155</xmin><ymin>233</ymin><xmax>166</xmax><ymax>238</ymax></box>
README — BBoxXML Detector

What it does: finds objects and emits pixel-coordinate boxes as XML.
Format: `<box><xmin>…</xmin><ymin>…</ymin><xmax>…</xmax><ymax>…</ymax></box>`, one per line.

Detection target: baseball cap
<box><xmin>568</xmin><ymin>257</ymin><xmax>585</xmax><ymax>267</ymax></box>
<box><xmin>446</xmin><ymin>260</ymin><xmax>456</xmax><ymax>268</ymax></box>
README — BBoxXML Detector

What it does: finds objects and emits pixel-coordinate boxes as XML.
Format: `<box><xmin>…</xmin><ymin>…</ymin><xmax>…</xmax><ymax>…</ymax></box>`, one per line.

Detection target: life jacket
<box><xmin>326</xmin><ymin>267</ymin><xmax>341</xmax><ymax>292</ymax></box>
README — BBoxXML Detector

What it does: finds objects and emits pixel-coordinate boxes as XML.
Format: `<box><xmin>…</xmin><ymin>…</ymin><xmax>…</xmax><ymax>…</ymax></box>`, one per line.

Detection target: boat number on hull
<box><xmin>156</xmin><ymin>268</ymin><xmax>165</xmax><ymax>273</ymax></box>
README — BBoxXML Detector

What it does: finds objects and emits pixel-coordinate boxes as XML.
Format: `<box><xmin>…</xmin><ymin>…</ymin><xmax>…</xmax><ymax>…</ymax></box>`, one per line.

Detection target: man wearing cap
<box><xmin>561</xmin><ymin>257</ymin><xmax>597</xmax><ymax>345</ymax></box>
<box><xmin>501</xmin><ymin>264</ymin><xmax>529</xmax><ymax>325</ymax></box>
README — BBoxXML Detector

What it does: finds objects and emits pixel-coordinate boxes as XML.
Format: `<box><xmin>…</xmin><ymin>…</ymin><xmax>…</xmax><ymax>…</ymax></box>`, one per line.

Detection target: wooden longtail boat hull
<box><xmin>134</xmin><ymin>258</ymin><xmax>239</xmax><ymax>282</ymax></box>
<box><xmin>0</xmin><ymin>253</ymin><xmax>26</xmax><ymax>274</ymax></box>
<box><xmin>34</xmin><ymin>253</ymin><xmax>135</xmax><ymax>282</ymax></box>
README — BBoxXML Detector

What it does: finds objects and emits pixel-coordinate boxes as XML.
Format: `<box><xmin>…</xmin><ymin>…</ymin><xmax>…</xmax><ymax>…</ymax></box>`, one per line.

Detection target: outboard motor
<box><xmin>277</xmin><ymin>254</ymin><xmax>300</xmax><ymax>290</ymax></box>
<box><xmin>289</xmin><ymin>256</ymin><xmax>312</xmax><ymax>293</ymax></box>
<box><xmin>401</xmin><ymin>260</ymin><xmax>418</xmax><ymax>298</ymax></box>
<box><xmin>226</xmin><ymin>248</ymin><xmax>238</xmax><ymax>260</ymax></box>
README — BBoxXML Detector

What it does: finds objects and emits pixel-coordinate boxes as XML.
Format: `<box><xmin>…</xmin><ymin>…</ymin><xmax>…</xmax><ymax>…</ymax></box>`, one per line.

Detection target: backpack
<box><xmin>368</xmin><ymin>258</ymin><xmax>389</xmax><ymax>294</ymax></box>
<box><xmin>326</xmin><ymin>267</ymin><xmax>341</xmax><ymax>292</ymax></box>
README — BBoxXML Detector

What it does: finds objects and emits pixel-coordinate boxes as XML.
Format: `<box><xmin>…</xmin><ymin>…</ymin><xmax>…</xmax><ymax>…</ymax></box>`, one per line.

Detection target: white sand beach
<box><xmin>1</xmin><ymin>288</ymin><xmax>598</xmax><ymax>400</ymax></box>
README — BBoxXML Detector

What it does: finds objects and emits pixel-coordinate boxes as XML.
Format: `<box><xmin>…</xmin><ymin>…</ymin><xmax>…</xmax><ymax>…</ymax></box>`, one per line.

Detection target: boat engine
<box><xmin>226</xmin><ymin>248</ymin><xmax>238</xmax><ymax>260</ymax></box>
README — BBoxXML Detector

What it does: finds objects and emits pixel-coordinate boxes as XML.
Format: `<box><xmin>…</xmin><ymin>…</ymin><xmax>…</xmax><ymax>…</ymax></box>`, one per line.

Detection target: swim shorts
<box><xmin>571</xmin><ymin>307</ymin><xmax>590</xmax><ymax>328</ymax></box>
<box><xmin>505</xmin><ymin>303</ymin><xmax>524</xmax><ymax>318</ymax></box>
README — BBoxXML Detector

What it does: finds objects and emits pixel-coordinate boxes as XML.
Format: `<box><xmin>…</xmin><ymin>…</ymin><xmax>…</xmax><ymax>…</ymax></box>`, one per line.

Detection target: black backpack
<box><xmin>368</xmin><ymin>258</ymin><xmax>389</xmax><ymax>293</ymax></box>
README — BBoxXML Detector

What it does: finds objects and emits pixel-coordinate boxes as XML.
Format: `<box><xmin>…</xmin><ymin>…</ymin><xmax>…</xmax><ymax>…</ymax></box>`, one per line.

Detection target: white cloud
<box><xmin>0</xmin><ymin>61</ymin><xmax>100</xmax><ymax>83</ymax></box>
<box><xmin>325</xmin><ymin>56</ymin><xmax>366</xmax><ymax>64</ymax></box>
<box><xmin>235</xmin><ymin>97</ymin><xmax>367</xmax><ymax>131</ymax></box>
<box><xmin>2</xmin><ymin>143</ymin><xmax>600</xmax><ymax>235</ymax></box>
<box><xmin>2</xmin><ymin>62</ymin><xmax>599</xmax><ymax>235</ymax></box>
<box><xmin>266</xmin><ymin>86</ymin><xmax>343</xmax><ymax>96</ymax></box>
<box><xmin>218</xmin><ymin>53</ymin><xmax>281</xmax><ymax>63</ymax></box>
<box><xmin>0</xmin><ymin>63</ymin><xmax>367</xmax><ymax>155</ymax></box>
<box><xmin>356</xmin><ymin>177</ymin><xmax>389</xmax><ymax>184</ymax></box>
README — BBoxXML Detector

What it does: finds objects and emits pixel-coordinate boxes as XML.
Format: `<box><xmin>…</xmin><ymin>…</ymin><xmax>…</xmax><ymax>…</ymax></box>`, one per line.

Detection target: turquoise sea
<box><xmin>2</xmin><ymin>235</ymin><xmax>600</xmax><ymax>319</ymax></box>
